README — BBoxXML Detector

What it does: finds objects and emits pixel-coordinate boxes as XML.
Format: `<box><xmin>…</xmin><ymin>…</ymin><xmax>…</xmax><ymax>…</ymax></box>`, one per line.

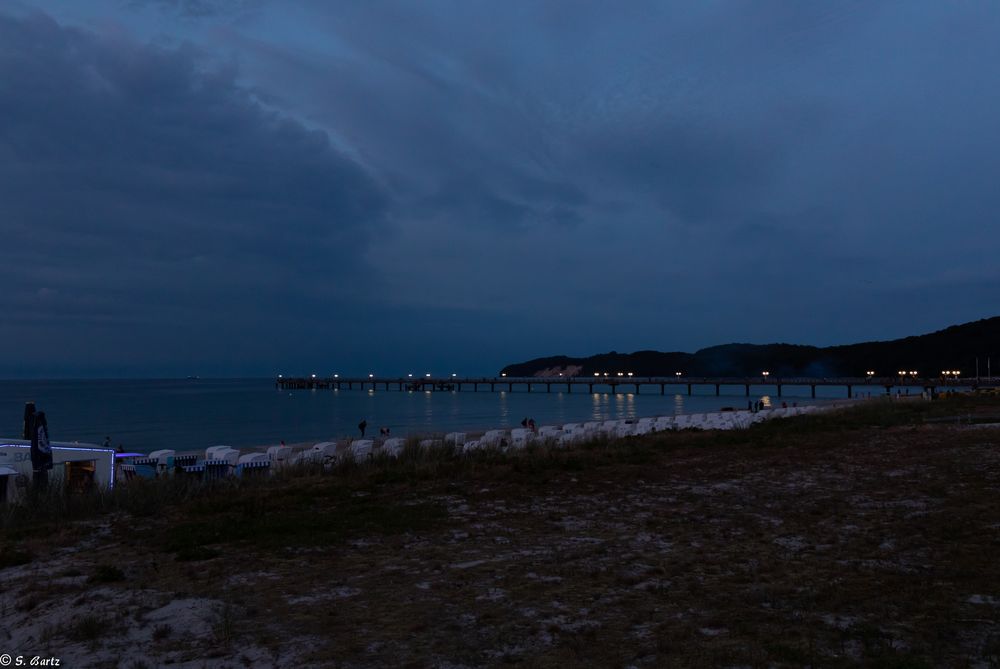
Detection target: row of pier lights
<box><xmin>278</xmin><ymin>370</ymin><xmax>967</xmax><ymax>381</ymax></box>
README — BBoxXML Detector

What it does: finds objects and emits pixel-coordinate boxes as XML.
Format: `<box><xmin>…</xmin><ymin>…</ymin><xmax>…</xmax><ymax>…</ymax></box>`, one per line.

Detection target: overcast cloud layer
<box><xmin>2</xmin><ymin>1</ymin><xmax>999</xmax><ymax>377</ymax></box>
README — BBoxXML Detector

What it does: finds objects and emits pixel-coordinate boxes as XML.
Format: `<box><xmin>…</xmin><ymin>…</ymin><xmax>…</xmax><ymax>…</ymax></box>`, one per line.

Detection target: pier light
<box><xmin>501</xmin><ymin>373</ymin><xmax>507</xmax><ymax>377</ymax></box>
<box><xmin>866</xmin><ymin>371</ymin><xmax>875</xmax><ymax>377</ymax></box>
<box><xmin>425</xmin><ymin>373</ymin><xmax>431</xmax><ymax>377</ymax></box>
<box><xmin>627</xmin><ymin>372</ymin><xmax>633</xmax><ymax>377</ymax></box>
<box><xmin>408</xmin><ymin>373</ymin><xmax>413</xmax><ymax>378</ymax></box>
<box><xmin>675</xmin><ymin>372</ymin><xmax>682</xmax><ymax>377</ymax></box>
<box><xmin>603</xmin><ymin>372</ymin><xmax>609</xmax><ymax>377</ymax></box>
<box><xmin>617</xmin><ymin>372</ymin><xmax>623</xmax><ymax>377</ymax></box>
<box><xmin>369</xmin><ymin>373</ymin><xmax>374</xmax><ymax>378</ymax></box>
<box><xmin>594</xmin><ymin>373</ymin><xmax>600</xmax><ymax>377</ymax></box>
<box><xmin>909</xmin><ymin>370</ymin><xmax>918</xmax><ymax>377</ymax></box>
<box><xmin>334</xmin><ymin>374</ymin><xmax>338</xmax><ymax>378</ymax></box>
<box><xmin>558</xmin><ymin>373</ymin><xmax>563</xmax><ymax>376</ymax></box>
<box><xmin>762</xmin><ymin>371</ymin><xmax>770</xmax><ymax>378</ymax></box>
<box><xmin>311</xmin><ymin>374</ymin><xmax>316</xmax><ymax>379</ymax></box>
<box><xmin>278</xmin><ymin>374</ymin><xmax>282</xmax><ymax>378</ymax></box>
<box><xmin>898</xmin><ymin>370</ymin><xmax>907</xmax><ymax>377</ymax></box>
<box><xmin>953</xmin><ymin>370</ymin><xmax>961</xmax><ymax>377</ymax></box>
<box><xmin>452</xmin><ymin>373</ymin><xmax>457</xmax><ymax>377</ymax></box>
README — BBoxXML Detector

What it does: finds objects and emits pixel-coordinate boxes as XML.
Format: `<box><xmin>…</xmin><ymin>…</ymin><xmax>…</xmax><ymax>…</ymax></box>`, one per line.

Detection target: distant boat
<box><xmin>186</xmin><ymin>376</ymin><xmax>201</xmax><ymax>380</ymax></box>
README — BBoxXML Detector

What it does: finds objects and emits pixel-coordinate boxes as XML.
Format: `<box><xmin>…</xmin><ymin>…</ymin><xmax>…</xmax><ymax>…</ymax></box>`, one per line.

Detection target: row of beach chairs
<box><xmin>117</xmin><ymin>405</ymin><xmax>829</xmax><ymax>481</ymax></box>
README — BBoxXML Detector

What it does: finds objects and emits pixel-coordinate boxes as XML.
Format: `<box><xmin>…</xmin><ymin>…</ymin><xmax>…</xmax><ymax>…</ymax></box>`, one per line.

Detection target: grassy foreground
<box><xmin>1</xmin><ymin>396</ymin><xmax>999</xmax><ymax>667</ymax></box>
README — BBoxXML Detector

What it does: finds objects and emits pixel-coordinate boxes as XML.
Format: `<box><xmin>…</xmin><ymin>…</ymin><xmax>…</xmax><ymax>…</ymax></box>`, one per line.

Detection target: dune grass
<box><xmin>2</xmin><ymin>394</ymin><xmax>999</xmax><ymax>666</ymax></box>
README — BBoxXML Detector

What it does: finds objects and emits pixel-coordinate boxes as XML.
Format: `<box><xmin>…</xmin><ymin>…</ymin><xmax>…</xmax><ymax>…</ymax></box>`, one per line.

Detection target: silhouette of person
<box><xmin>358</xmin><ymin>419</ymin><xmax>367</xmax><ymax>437</ymax></box>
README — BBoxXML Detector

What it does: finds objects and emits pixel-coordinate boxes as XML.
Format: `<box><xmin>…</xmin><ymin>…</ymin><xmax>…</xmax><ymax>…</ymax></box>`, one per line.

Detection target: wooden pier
<box><xmin>275</xmin><ymin>375</ymin><xmax>999</xmax><ymax>398</ymax></box>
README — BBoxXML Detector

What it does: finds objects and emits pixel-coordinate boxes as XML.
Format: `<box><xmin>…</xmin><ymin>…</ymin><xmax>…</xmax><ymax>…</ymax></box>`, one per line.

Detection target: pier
<box><xmin>275</xmin><ymin>375</ymin><xmax>999</xmax><ymax>398</ymax></box>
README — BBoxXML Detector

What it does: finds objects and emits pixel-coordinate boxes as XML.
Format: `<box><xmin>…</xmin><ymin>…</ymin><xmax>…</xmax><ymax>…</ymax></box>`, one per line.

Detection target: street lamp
<box><xmin>425</xmin><ymin>373</ymin><xmax>432</xmax><ymax>378</ymax></box>
<box><xmin>311</xmin><ymin>374</ymin><xmax>316</xmax><ymax>379</ymax></box>
<box><xmin>675</xmin><ymin>372</ymin><xmax>682</xmax><ymax>378</ymax></box>
<box><xmin>627</xmin><ymin>372</ymin><xmax>633</xmax><ymax>377</ymax></box>
<box><xmin>501</xmin><ymin>373</ymin><xmax>507</xmax><ymax>377</ymax></box>
<box><xmin>762</xmin><ymin>371</ymin><xmax>770</xmax><ymax>379</ymax></box>
<box><xmin>594</xmin><ymin>373</ymin><xmax>600</xmax><ymax>377</ymax></box>
<box><xmin>909</xmin><ymin>370</ymin><xmax>918</xmax><ymax>378</ymax></box>
<box><xmin>334</xmin><ymin>374</ymin><xmax>338</xmax><ymax>378</ymax></box>
<box><xmin>866</xmin><ymin>371</ymin><xmax>875</xmax><ymax>378</ymax></box>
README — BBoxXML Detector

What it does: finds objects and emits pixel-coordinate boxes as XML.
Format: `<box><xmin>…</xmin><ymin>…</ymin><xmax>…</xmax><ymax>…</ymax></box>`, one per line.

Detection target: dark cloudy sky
<box><xmin>3</xmin><ymin>1</ymin><xmax>999</xmax><ymax>377</ymax></box>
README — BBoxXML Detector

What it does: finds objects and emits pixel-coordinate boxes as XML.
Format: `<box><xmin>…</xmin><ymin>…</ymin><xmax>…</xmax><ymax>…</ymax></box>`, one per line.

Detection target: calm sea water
<box><xmin>0</xmin><ymin>379</ymin><xmax>851</xmax><ymax>453</ymax></box>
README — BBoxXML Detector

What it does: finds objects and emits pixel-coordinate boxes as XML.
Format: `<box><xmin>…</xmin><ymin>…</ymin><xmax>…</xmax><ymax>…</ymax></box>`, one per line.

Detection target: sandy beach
<box><xmin>2</xmin><ymin>395</ymin><xmax>998</xmax><ymax>667</ymax></box>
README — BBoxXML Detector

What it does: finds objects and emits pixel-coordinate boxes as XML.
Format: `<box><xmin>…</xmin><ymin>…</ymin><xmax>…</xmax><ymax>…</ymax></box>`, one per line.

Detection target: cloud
<box><xmin>4</xmin><ymin>2</ymin><xmax>1000</xmax><ymax>376</ymax></box>
<box><xmin>0</xmin><ymin>10</ymin><xmax>387</xmax><ymax>374</ymax></box>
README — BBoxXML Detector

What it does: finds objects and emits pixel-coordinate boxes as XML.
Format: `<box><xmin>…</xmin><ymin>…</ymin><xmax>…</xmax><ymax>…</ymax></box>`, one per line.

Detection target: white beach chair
<box><xmin>306</xmin><ymin>442</ymin><xmax>339</xmax><ymax>462</ymax></box>
<box><xmin>481</xmin><ymin>430</ymin><xmax>507</xmax><ymax>447</ymax></box>
<box><xmin>655</xmin><ymin>416</ymin><xmax>676</xmax><ymax>431</ymax></box>
<box><xmin>349</xmin><ymin>440</ymin><xmax>373</xmax><ymax>460</ymax></box>
<box><xmin>558</xmin><ymin>432</ymin><xmax>580</xmax><ymax>446</ymax></box>
<box><xmin>266</xmin><ymin>445</ymin><xmax>294</xmax><ymax>466</ymax></box>
<box><xmin>444</xmin><ymin>432</ymin><xmax>466</xmax><ymax>446</ymax></box>
<box><xmin>381</xmin><ymin>437</ymin><xmax>406</xmax><ymax>457</ymax></box>
<box><xmin>220</xmin><ymin>448</ymin><xmax>241</xmax><ymax>466</ymax></box>
<box><xmin>205</xmin><ymin>445</ymin><xmax>234</xmax><ymax>461</ymax></box>
<box><xmin>510</xmin><ymin>428</ymin><xmax>533</xmax><ymax>449</ymax></box>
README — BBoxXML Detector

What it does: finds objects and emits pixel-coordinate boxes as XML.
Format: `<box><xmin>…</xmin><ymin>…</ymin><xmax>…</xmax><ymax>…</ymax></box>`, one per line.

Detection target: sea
<box><xmin>0</xmin><ymin>378</ymin><xmax>859</xmax><ymax>454</ymax></box>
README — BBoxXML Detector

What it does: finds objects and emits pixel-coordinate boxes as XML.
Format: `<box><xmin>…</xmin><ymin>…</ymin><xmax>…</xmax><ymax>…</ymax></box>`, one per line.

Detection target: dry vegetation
<box><xmin>2</xmin><ymin>396</ymin><xmax>1000</xmax><ymax>667</ymax></box>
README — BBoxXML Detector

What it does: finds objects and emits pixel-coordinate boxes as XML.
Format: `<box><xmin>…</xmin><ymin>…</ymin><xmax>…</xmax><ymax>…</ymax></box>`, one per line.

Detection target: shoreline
<box><xmin>199</xmin><ymin>397</ymin><xmax>867</xmax><ymax>462</ymax></box>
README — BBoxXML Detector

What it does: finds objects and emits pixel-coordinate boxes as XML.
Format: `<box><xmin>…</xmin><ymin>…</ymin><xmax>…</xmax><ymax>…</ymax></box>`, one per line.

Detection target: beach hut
<box><xmin>0</xmin><ymin>440</ymin><xmax>116</xmax><ymax>494</ymax></box>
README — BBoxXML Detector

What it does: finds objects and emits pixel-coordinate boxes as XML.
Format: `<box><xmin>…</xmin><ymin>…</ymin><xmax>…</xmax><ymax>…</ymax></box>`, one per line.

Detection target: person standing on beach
<box><xmin>358</xmin><ymin>419</ymin><xmax>367</xmax><ymax>437</ymax></box>
<box><xmin>103</xmin><ymin>436</ymin><xmax>112</xmax><ymax>449</ymax></box>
